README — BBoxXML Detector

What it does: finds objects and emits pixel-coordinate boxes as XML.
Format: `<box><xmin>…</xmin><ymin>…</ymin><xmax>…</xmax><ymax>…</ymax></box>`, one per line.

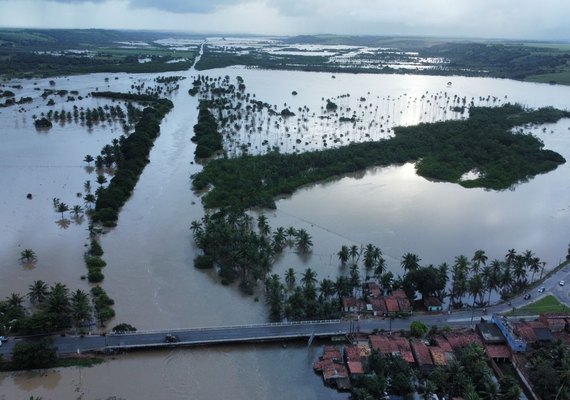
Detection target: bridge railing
<box><xmin>108</xmin><ymin>319</ymin><xmax>344</xmax><ymax>336</ymax></box>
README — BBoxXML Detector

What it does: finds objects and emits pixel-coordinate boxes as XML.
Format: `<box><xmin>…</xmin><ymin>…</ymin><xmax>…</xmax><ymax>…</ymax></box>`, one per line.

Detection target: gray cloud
<box><xmin>128</xmin><ymin>0</ymin><xmax>244</xmax><ymax>13</ymax></box>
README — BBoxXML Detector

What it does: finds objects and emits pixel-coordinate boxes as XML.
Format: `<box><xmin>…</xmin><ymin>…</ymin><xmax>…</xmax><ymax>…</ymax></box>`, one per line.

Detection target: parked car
<box><xmin>0</xmin><ymin>336</ymin><xmax>5</xmax><ymax>342</ymax></box>
<box><xmin>560</xmin><ymin>280</ymin><xmax>565</xmax><ymax>286</ymax></box>
<box><xmin>165</xmin><ymin>334</ymin><xmax>179</xmax><ymax>343</ymax></box>
<box><xmin>524</xmin><ymin>294</ymin><xmax>531</xmax><ymax>300</ymax></box>
<box><xmin>538</xmin><ymin>287</ymin><xmax>546</xmax><ymax>293</ymax></box>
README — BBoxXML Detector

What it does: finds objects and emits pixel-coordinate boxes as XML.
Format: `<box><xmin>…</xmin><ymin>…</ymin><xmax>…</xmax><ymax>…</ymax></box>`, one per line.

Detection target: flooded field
<box><xmin>1</xmin><ymin>58</ymin><xmax>570</xmax><ymax>398</ymax></box>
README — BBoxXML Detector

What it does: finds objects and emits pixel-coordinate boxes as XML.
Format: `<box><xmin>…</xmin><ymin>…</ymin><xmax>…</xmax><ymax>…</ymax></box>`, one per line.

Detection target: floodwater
<box><xmin>1</xmin><ymin>63</ymin><xmax>570</xmax><ymax>399</ymax></box>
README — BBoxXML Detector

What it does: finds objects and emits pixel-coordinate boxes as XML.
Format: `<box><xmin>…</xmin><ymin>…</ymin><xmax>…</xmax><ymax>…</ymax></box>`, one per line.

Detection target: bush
<box><xmin>87</xmin><ymin>268</ymin><xmax>104</xmax><ymax>283</ymax></box>
<box><xmin>112</xmin><ymin>323</ymin><xmax>136</xmax><ymax>333</ymax></box>
<box><xmin>86</xmin><ymin>256</ymin><xmax>106</xmax><ymax>269</ymax></box>
<box><xmin>12</xmin><ymin>338</ymin><xmax>57</xmax><ymax>370</ymax></box>
<box><xmin>410</xmin><ymin>321</ymin><xmax>429</xmax><ymax>338</ymax></box>
<box><xmin>194</xmin><ymin>254</ymin><xmax>214</xmax><ymax>269</ymax></box>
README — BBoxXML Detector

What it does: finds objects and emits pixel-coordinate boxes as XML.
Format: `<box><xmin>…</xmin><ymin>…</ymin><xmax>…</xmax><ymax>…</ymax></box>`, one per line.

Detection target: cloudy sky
<box><xmin>0</xmin><ymin>0</ymin><xmax>568</xmax><ymax>40</ymax></box>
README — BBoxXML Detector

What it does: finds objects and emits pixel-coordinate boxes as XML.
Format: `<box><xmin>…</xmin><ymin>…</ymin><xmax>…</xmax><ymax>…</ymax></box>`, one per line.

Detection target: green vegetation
<box><xmin>11</xmin><ymin>338</ymin><xmax>57</xmax><ymax>370</ymax></box>
<box><xmin>528</xmin><ymin>340</ymin><xmax>570</xmax><ymax>400</ymax></box>
<box><xmin>192</xmin><ymin>102</ymin><xmax>223</xmax><ymax>158</ymax></box>
<box><xmin>508</xmin><ymin>295</ymin><xmax>570</xmax><ymax>315</ymax></box>
<box><xmin>526</xmin><ymin>70</ymin><xmax>570</xmax><ymax>86</ymax></box>
<box><xmin>0</xmin><ymin>29</ymin><xmax>198</xmax><ymax>77</ymax></box>
<box><xmin>92</xmin><ymin>92</ymin><xmax>173</xmax><ymax>226</ymax></box>
<box><xmin>193</xmin><ymin>104</ymin><xmax>568</xmax><ymax>210</ymax></box>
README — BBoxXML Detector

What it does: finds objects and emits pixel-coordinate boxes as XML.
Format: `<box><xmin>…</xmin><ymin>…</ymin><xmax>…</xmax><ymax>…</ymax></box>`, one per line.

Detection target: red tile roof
<box><xmin>485</xmin><ymin>344</ymin><xmax>511</xmax><ymax>359</ymax></box>
<box><xmin>385</xmin><ymin>297</ymin><xmax>400</xmax><ymax>313</ymax></box>
<box><xmin>392</xmin><ymin>289</ymin><xmax>408</xmax><ymax>299</ymax></box>
<box><xmin>370</xmin><ymin>298</ymin><xmax>387</xmax><ymax>313</ymax></box>
<box><xmin>347</xmin><ymin>361</ymin><xmax>365</xmax><ymax>375</ymax></box>
<box><xmin>342</xmin><ymin>297</ymin><xmax>364</xmax><ymax>309</ymax></box>
<box><xmin>433</xmin><ymin>336</ymin><xmax>453</xmax><ymax>353</ymax></box>
<box><xmin>444</xmin><ymin>331</ymin><xmax>483</xmax><ymax>351</ymax></box>
<box><xmin>323</xmin><ymin>346</ymin><xmax>342</xmax><ymax>361</ymax></box>
<box><xmin>429</xmin><ymin>346</ymin><xmax>448</xmax><ymax>366</ymax></box>
<box><xmin>321</xmin><ymin>360</ymin><xmax>349</xmax><ymax>381</ymax></box>
<box><xmin>411</xmin><ymin>341</ymin><xmax>434</xmax><ymax>366</ymax></box>
<box><xmin>369</xmin><ymin>335</ymin><xmax>414</xmax><ymax>363</ymax></box>
<box><xmin>424</xmin><ymin>297</ymin><xmax>443</xmax><ymax>307</ymax></box>
<box><xmin>344</xmin><ymin>345</ymin><xmax>361</xmax><ymax>361</ymax></box>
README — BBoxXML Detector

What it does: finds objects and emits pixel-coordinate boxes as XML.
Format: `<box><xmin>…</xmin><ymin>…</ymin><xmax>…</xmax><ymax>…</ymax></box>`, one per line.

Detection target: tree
<box><xmin>301</xmin><ymin>268</ymin><xmax>317</xmax><ymax>288</ymax></box>
<box><xmin>56</xmin><ymin>202</ymin><xmax>69</xmax><ymax>219</ymax></box>
<box><xmin>70</xmin><ymin>289</ymin><xmax>92</xmax><ymax>327</ymax></box>
<box><xmin>284</xmin><ymin>268</ymin><xmax>296</xmax><ymax>290</ymax></box>
<box><xmin>28</xmin><ymin>280</ymin><xmax>49</xmax><ymax>305</ymax></box>
<box><xmin>363</xmin><ymin>244</ymin><xmax>376</xmax><ymax>273</ymax></box>
<box><xmin>349</xmin><ymin>245</ymin><xmax>360</xmax><ymax>264</ymax></box>
<box><xmin>112</xmin><ymin>323</ymin><xmax>137</xmax><ymax>333</ymax></box>
<box><xmin>410</xmin><ymin>320</ymin><xmax>428</xmax><ymax>338</ymax></box>
<box><xmin>337</xmin><ymin>245</ymin><xmax>350</xmax><ymax>266</ymax></box>
<box><xmin>71</xmin><ymin>205</ymin><xmax>84</xmax><ymax>218</ymax></box>
<box><xmin>83</xmin><ymin>154</ymin><xmax>94</xmax><ymax>165</ymax></box>
<box><xmin>401</xmin><ymin>252</ymin><xmax>421</xmax><ymax>275</ymax></box>
<box><xmin>350</xmin><ymin>264</ymin><xmax>361</xmax><ymax>296</ymax></box>
<box><xmin>12</xmin><ymin>338</ymin><xmax>57</xmax><ymax>369</ymax></box>
<box><xmin>20</xmin><ymin>248</ymin><xmax>37</xmax><ymax>264</ymax></box>
<box><xmin>505</xmin><ymin>249</ymin><xmax>517</xmax><ymax>266</ymax></box>
<box><xmin>257</xmin><ymin>214</ymin><xmax>270</xmax><ymax>237</ymax></box>
<box><xmin>471</xmin><ymin>250</ymin><xmax>488</xmax><ymax>274</ymax></box>
<box><xmin>271</xmin><ymin>227</ymin><xmax>287</xmax><ymax>252</ymax></box>
<box><xmin>96</xmin><ymin>174</ymin><xmax>107</xmax><ymax>187</ymax></box>
<box><xmin>294</xmin><ymin>229</ymin><xmax>313</xmax><ymax>253</ymax></box>
<box><xmin>469</xmin><ymin>275</ymin><xmax>485</xmax><ymax>308</ymax></box>
<box><xmin>498</xmin><ymin>376</ymin><xmax>521</xmax><ymax>400</ymax></box>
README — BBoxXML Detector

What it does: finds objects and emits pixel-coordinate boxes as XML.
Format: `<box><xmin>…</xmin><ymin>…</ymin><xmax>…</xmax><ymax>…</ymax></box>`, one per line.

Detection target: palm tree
<box><xmin>349</xmin><ymin>245</ymin><xmax>360</xmax><ymax>264</ymax></box>
<box><xmin>401</xmin><ymin>252</ymin><xmax>421</xmax><ymax>275</ymax></box>
<box><xmin>257</xmin><ymin>214</ymin><xmax>270</xmax><ymax>237</ymax></box>
<box><xmin>71</xmin><ymin>289</ymin><xmax>92</xmax><ymax>326</ymax></box>
<box><xmin>294</xmin><ymin>229</ymin><xmax>313</xmax><ymax>253</ymax></box>
<box><xmin>505</xmin><ymin>249</ymin><xmax>517</xmax><ymax>266</ymax></box>
<box><xmin>512</xmin><ymin>255</ymin><xmax>527</xmax><ymax>288</ymax></box>
<box><xmin>84</xmin><ymin>180</ymin><xmax>92</xmax><ymax>193</ymax></box>
<box><xmin>47</xmin><ymin>282</ymin><xmax>70</xmax><ymax>315</ymax></box>
<box><xmin>286</xmin><ymin>227</ymin><xmax>297</xmax><ymax>244</ymax></box>
<box><xmin>284</xmin><ymin>268</ymin><xmax>296</xmax><ymax>290</ymax></box>
<box><xmin>528</xmin><ymin>256</ymin><xmax>542</xmax><ymax>283</ymax></box>
<box><xmin>363</xmin><ymin>244</ymin><xmax>376</xmax><ymax>273</ymax></box>
<box><xmin>56</xmin><ymin>202</ymin><xmax>69</xmax><ymax>219</ymax></box>
<box><xmin>84</xmin><ymin>193</ymin><xmax>96</xmax><ymax>208</ymax></box>
<box><xmin>374</xmin><ymin>256</ymin><xmax>386</xmax><ymax>281</ymax></box>
<box><xmin>271</xmin><ymin>227</ymin><xmax>287</xmax><ymax>252</ymax></box>
<box><xmin>28</xmin><ymin>280</ymin><xmax>49</xmax><ymax>304</ymax></box>
<box><xmin>337</xmin><ymin>245</ymin><xmax>350</xmax><ymax>266</ymax></box>
<box><xmin>84</xmin><ymin>154</ymin><xmax>94</xmax><ymax>165</ymax></box>
<box><xmin>20</xmin><ymin>248</ymin><xmax>37</xmax><ymax>263</ymax></box>
<box><xmin>471</xmin><ymin>250</ymin><xmax>488</xmax><ymax>274</ymax></box>
<box><xmin>319</xmin><ymin>278</ymin><xmax>336</xmax><ymax>300</ymax></box>
<box><xmin>71</xmin><ymin>205</ymin><xmax>84</xmax><ymax>218</ymax></box>
<box><xmin>349</xmin><ymin>264</ymin><xmax>361</xmax><ymax>296</ymax></box>
<box><xmin>301</xmin><ymin>268</ymin><xmax>317</xmax><ymax>288</ymax></box>
<box><xmin>6</xmin><ymin>293</ymin><xmax>24</xmax><ymax>308</ymax></box>
<box><xmin>96</xmin><ymin>175</ymin><xmax>107</xmax><ymax>187</ymax></box>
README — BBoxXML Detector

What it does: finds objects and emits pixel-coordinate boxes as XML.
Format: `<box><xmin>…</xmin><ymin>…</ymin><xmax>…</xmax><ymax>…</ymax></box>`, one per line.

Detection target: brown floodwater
<box><xmin>1</xmin><ymin>55</ymin><xmax>570</xmax><ymax>398</ymax></box>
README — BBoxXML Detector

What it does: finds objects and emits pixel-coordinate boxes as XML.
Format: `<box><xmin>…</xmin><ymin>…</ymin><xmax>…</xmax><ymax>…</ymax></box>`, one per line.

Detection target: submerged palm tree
<box><xmin>28</xmin><ymin>280</ymin><xmax>49</xmax><ymax>304</ymax></box>
<box><xmin>20</xmin><ymin>248</ymin><xmax>37</xmax><ymax>264</ymax></box>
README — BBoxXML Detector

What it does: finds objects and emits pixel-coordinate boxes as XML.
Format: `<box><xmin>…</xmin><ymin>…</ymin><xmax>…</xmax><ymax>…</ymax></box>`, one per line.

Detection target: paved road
<box><xmin>2</xmin><ymin>261</ymin><xmax>567</xmax><ymax>359</ymax></box>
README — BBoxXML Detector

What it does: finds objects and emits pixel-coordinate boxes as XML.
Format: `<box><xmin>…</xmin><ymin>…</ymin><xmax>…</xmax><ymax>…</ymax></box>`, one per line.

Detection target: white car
<box><xmin>0</xmin><ymin>336</ymin><xmax>5</xmax><ymax>342</ymax></box>
<box><xmin>538</xmin><ymin>287</ymin><xmax>546</xmax><ymax>293</ymax></box>
<box><xmin>560</xmin><ymin>280</ymin><xmax>565</xmax><ymax>286</ymax></box>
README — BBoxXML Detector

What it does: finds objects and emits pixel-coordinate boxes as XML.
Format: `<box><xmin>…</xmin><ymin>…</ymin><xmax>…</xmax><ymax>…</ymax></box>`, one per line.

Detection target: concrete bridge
<box><xmin>0</xmin><ymin>319</ymin><xmax>359</xmax><ymax>357</ymax></box>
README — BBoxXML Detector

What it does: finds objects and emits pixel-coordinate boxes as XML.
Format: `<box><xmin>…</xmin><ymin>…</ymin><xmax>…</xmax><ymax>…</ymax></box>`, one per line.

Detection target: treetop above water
<box><xmin>193</xmin><ymin>103</ymin><xmax>569</xmax><ymax>210</ymax></box>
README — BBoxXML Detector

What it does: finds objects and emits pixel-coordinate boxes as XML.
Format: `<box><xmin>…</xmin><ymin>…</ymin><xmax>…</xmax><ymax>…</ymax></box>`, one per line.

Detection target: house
<box><xmin>429</xmin><ymin>346</ymin><xmax>449</xmax><ymax>367</ymax></box>
<box><xmin>369</xmin><ymin>335</ymin><xmax>415</xmax><ymax>364</ymax></box>
<box><xmin>477</xmin><ymin>321</ymin><xmax>506</xmax><ymax>344</ymax></box>
<box><xmin>384</xmin><ymin>297</ymin><xmax>401</xmax><ymax>314</ymax></box>
<box><xmin>347</xmin><ymin>361</ymin><xmax>365</xmax><ymax>377</ymax></box>
<box><xmin>539</xmin><ymin>313</ymin><xmax>569</xmax><ymax>332</ymax></box>
<box><xmin>369</xmin><ymin>298</ymin><xmax>387</xmax><ymax>317</ymax></box>
<box><xmin>411</xmin><ymin>340</ymin><xmax>434</xmax><ymax>373</ymax></box>
<box><xmin>424</xmin><ymin>297</ymin><xmax>443</xmax><ymax>312</ymax></box>
<box><xmin>484</xmin><ymin>344</ymin><xmax>511</xmax><ymax>362</ymax></box>
<box><xmin>342</xmin><ymin>297</ymin><xmax>365</xmax><ymax>313</ymax></box>
<box><xmin>365</xmin><ymin>282</ymin><xmax>382</xmax><ymax>299</ymax></box>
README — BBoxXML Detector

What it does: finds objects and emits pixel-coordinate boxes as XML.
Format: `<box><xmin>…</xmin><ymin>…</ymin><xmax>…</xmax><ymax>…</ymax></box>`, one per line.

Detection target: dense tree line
<box><xmin>528</xmin><ymin>340</ymin><xmax>570</xmax><ymax>400</ymax></box>
<box><xmin>193</xmin><ymin>104</ymin><xmax>567</xmax><ymax>210</ymax></box>
<box><xmin>92</xmin><ymin>93</ymin><xmax>173</xmax><ymax>226</ymax></box>
<box><xmin>0</xmin><ymin>281</ymin><xmax>115</xmax><ymax>336</ymax></box>
<box><xmin>192</xmin><ymin>102</ymin><xmax>224</xmax><ymax>158</ymax></box>
<box><xmin>191</xmin><ymin>209</ymin><xmax>313</xmax><ymax>295</ymax></box>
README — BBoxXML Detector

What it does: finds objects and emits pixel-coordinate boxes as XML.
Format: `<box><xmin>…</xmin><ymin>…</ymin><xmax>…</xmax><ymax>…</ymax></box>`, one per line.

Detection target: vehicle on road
<box><xmin>538</xmin><ymin>287</ymin><xmax>546</xmax><ymax>293</ymax></box>
<box><xmin>0</xmin><ymin>336</ymin><xmax>5</xmax><ymax>342</ymax></box>
<box><xmin>165</xmin><ymin>334</ymin><xmax>179</xmax><ymax>343</ymax></box>
<box><xmin>523</xmin><ymin>294</ymin><xmax>531</xmax><ymax>300</ymax></box>
<box><xmin>560</xmin><ymin>280</ymin><xmax>565</xmax><ymax>286</ymax></box>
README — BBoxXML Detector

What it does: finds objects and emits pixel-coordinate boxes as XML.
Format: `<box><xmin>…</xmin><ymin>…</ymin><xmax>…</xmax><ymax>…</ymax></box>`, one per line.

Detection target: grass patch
<box><xmin>525</xmin><ymin>70</ymin><xmax>570</xmax><ymax>86</ymax></box>
<box><xmin>508</xmin><ymin>295</ymin><xmax>570</xmax><ymax>316</ymax></box>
